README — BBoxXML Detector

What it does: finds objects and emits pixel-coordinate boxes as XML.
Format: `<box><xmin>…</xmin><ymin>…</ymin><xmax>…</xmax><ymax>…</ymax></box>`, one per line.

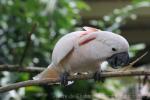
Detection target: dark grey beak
<box><xmin>107</xmin><ymin>52</ymin><xmax>130</xmax><ymax>69</ymax></box>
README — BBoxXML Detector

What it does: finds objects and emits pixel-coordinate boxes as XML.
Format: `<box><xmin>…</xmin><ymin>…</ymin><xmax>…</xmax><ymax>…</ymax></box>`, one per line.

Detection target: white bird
<box><xmin>33</xmin><ymin>26</ymin><xmax>130</xmax><ymax>85</ymax></box>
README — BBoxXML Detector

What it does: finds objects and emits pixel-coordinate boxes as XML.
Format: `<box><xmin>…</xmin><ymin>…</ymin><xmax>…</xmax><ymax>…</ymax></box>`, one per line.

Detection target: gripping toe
<box><xmin>60</xmin><ymin>72</ymin><xmax>69</xmax><ymax>86</ymax></box>
<box><xmin>93</xmin><ymin>71</ymin><xmax>105</xmax><ymax>82</ymax></box>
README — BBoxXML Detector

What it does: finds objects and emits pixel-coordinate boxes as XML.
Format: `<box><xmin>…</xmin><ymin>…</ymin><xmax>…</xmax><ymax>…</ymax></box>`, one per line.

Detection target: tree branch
<box><xmin>0</xmin><ymin>70</ymin><xmax>150</xmax><ymax>93</ymax></box>
<box><xmin>19</xmin><ymin>23</ymin><xmax>37</xmax><ymax>66</ymax></box>
<box><xmin>0</xmin><ymin>65</ymin><xmax>44</xmax><ymax>73</ymax></box>
<box><xmin>0</xmin><ymin>53</ymin><xmax>149</xmax><ymax>93</ymax></box>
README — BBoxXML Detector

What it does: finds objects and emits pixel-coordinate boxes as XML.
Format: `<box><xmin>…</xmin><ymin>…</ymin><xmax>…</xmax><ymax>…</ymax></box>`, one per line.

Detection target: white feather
<box><xmin>52</xmin><ymin>31</ymin><xmax>81</xmax><ymax>65</ymax></box>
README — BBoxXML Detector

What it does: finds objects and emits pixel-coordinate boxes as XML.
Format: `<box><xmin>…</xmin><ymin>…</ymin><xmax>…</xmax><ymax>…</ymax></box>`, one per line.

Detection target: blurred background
<box><xmin>0</xmin><ymin>0</ymin><xmax>150</xmax><ymax>100</ymax></box>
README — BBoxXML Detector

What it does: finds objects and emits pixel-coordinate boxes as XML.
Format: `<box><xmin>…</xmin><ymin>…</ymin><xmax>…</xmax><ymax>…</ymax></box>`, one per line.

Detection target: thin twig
<box><xmin>0</xmin><ymin>70</ymin><xmax>149</xmax><ymax>93</ymax></box>
<box><xmin>19</xmin><ymin>23</ymin><xmax>37</xmax><ymax>66</ymax></box>
<box><xmin>130</xmin><ymin>51</ymin><xmax>148</xmax><ymax>66</ymax></box>
<box><xmin>121</xmin><ymin>52</ymin><xmax>148</xmax><ymax>71</ymax></box>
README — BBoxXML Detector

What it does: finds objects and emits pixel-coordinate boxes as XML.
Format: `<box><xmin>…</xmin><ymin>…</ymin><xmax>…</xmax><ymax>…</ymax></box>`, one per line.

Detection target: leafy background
<box><xmin>0</xmin><ymin>0</ymin><xmax>149</xmax><ymax>100</ymax></box>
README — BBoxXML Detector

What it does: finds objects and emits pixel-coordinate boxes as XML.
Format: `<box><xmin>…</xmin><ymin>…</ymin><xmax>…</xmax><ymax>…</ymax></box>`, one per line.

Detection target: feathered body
<box><xmin>33</xmin><ymin>27</ymin><xmax>129</xmax><ymax>80</ymax></box>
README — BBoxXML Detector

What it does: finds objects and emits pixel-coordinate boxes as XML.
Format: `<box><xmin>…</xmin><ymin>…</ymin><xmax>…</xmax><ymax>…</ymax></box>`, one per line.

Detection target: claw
<box><xmin>60</xmin><ymin>72</ymin><xmax>69</xmax><ymax>86</ymax></box>
<box><xmin>93</xmin><ymin>71</ymin><xmax>105</xmax><ymax>82</ymax></box>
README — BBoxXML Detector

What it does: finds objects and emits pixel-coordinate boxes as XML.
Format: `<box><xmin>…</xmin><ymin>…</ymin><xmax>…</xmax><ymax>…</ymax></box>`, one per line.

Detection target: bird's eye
<box><xmin>112</xmin><ymin>48</ymin><xmax>117</xmax><ymax>51</ymax></box>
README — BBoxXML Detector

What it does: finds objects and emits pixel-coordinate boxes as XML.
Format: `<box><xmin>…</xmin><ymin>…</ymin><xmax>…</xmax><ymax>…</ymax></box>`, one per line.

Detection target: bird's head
<box><xmin>96</xmin><ymin>31</ymin><xmax>130</xmax><ymax>68</ymax></box>
<box><xmin>81</xmin><ymin>26</ymin><xmax>130</xmax><ymax>69</ymax></box>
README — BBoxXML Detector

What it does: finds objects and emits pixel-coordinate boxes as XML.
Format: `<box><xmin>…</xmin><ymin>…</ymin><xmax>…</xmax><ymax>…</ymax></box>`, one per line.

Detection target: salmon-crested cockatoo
<box><xmin>33</xmin><ymin>26</ymin><xmax>130</xmax><ymax>85</ymax></box>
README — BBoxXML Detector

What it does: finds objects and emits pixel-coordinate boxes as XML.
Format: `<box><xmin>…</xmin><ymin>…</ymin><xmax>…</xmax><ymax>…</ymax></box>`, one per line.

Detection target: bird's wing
<box><xmin>52</xmin><ymin>26</ymin><xmax>100</xmax><ymax>65</ymax></box>
<box><xmin>52</xmin><ymin>31</ymin><xmax>84</xmax><ymax>64</ymax></box>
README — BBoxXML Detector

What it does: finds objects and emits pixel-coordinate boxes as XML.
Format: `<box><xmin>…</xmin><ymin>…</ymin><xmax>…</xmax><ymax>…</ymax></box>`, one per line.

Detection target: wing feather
<box><xmin>52</xmin><ymin>31</ymin><xmax>82</xmax><ymax>64</ymax></box>
<box><xmin>52</xmin><ymin>27</ymin><xmax>100</xmax><ymax>65</ymax></box>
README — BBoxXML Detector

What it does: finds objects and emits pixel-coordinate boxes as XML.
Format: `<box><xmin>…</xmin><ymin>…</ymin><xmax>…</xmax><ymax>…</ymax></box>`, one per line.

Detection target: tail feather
<box><xmin>33</xmin><ymin>63</ymin><xmax>59</xmax><ymax>80</ymax></box>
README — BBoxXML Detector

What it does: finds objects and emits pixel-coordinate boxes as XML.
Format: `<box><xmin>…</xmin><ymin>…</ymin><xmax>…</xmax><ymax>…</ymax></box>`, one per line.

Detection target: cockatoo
<box><xmin>33</xmin><ymin>26</ymin><xmax>130</xmax><ymax>85</ymax></box>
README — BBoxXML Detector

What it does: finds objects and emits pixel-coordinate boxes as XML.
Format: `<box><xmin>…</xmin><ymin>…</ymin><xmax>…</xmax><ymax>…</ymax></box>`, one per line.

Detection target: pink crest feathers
<box><xmin>78</xmin><ymin>26</ymin><xmax>101</xmax><ymax>46</ymax></box>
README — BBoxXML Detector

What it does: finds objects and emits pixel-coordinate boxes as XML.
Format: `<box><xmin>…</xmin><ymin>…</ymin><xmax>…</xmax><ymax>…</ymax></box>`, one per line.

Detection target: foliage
<box><xmin>0</xmin><ymin>0</ymin><xmax>88</xmax><ymax>99</ymax></box>
<box><xmin>0</xmin><ymin>0</ymin><xmax>149</xmax><ymax>100</ymax></box>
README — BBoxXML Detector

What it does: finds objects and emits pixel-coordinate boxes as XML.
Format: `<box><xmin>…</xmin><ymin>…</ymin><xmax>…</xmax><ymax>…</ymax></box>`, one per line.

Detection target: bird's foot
<box><xmin>93</xmin><ymin>71</ymin><xmax>105</xmax><ymax>82</ymax></box>
<box><xmin>60</xmin><ymin>72</ymin><xmax>69</xmax><ymax>86</ymax></box>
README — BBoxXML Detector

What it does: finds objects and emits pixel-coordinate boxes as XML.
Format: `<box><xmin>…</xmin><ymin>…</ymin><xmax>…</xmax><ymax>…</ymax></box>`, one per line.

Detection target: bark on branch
<box><xmin>0</xmin><ymin>70</ymin><xmax>150</xmax><ymax>93</ymax></box>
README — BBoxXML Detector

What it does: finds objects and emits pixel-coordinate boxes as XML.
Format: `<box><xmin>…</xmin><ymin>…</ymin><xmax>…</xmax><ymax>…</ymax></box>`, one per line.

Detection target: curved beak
<box><xmin>107</xmin><ymin>52</ymin><xmax>130</xmax><ymax>69</ymax></box>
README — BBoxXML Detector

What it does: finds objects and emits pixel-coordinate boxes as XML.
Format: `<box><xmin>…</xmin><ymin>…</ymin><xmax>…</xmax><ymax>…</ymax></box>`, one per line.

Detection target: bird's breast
<box><xmin>61</xmin><ymin>48</ymin><xmax>100</xmax><ymax>73</ymax></box>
